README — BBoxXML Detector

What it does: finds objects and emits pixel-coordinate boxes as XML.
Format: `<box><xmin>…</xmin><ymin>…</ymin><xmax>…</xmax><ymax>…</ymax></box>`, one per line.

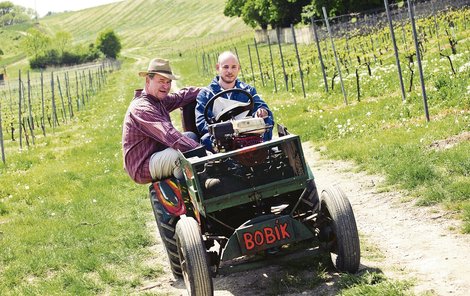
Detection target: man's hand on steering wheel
<box><xmin>255</xmin><ymin>108</ymin><xmax>268</xmax><ymax>119</ymax></box>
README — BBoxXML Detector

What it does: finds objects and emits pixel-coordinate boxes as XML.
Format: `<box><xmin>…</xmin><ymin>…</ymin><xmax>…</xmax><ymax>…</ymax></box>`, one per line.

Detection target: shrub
<box><xmin>61</xmin><ymin>51</ymin><xmax>81</xmax><ymax>65</ymax></box>
<box><xmin>96</xmin><ymin>29</ymin><xmax>121</xmax><ymax>59</ymax></box>
<box><xmin>29</xmin><ymin>47</ymin><xmax>102</xmax><ymax>69</ymax></box>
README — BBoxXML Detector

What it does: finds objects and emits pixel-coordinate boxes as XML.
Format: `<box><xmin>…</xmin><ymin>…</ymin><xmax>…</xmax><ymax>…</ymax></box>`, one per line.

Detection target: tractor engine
<box><xmin>208</xmin><ymin>117</ymin><xmax>270</xmax><ymax>167</ymax></box>
<box><xmin>208</xmin><ymin>117</ymin><xmax>267</xmax><ymax>153</ymax></box>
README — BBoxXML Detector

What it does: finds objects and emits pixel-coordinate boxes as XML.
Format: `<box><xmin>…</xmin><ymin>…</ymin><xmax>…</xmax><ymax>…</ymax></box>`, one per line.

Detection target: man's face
<box><xmin>146</xmin><ymin>74</ymin><xmax>171</xmax><ymax>99</ymax></box>
<box><xmin>217</xmin><ymin>56</ymin><xmax>240</xmax><ymax>85</ymax></box>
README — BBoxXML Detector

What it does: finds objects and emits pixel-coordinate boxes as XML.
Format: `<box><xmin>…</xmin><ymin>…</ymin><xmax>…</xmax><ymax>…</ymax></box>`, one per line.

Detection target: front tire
<box><xmin>318</xmin><ymin>185</ymin><xmax>360</xmax><ymax>273</ymax></box>
<box><xmin>176</xmin><ymin>216</ymin><xmax>213</xmax><ymax>296</ymax></box>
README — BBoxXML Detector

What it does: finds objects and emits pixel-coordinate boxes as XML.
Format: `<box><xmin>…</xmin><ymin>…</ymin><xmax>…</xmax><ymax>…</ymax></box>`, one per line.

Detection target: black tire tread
<box><xmin>321</xmin><ymin>185</ymin><xmax>360</xmax><ymax>273</ymax></box>
<box><xmin>150</xmin><ymin>187</ymin><xmax>182</xmax><ymax>276</ymax></box>
<box><xmin>176</xmin><ymin>216</ymin><xmax>213</xmax><ymax>296</ymax></box>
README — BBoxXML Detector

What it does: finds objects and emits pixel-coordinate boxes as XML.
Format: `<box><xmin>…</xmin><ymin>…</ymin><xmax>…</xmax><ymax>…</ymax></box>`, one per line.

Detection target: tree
<box><xmin>0</xmin><ymin>1</ymin><xmax>34</xmax><ymax>26</ymax></box>
<box><xmin>225</xmin><ymin>0</ymin><xmax>387</xmax><ymax>28</ymax></box>
<box><xmin>271</xmin><ymin>0</ymin><xmax>311</xmax><ymax>27</ymax></box>
<box><xmin>224</xmin><ymin>0</ymin><xmax>311</xmax><ymax>29</ymax></box>
<box><xmin>21</xmin><ymin>28</ymin><xmax>50</xmax><ymax>58</ymax></box>
<box><xmin>54</xmin><ymin>31</ymin><xmax>72</xmax><ymax>56</ymax></box>
<box><xmin>0</xmin><ymin>1</ymin><xmax>14</xmax><ymax>26</ymax></box>
<box><xmin>96</xmin><ymin>29</ymin><xmax>121</xmax><ymax>59</ymax></box>
<box><xmin>0</xmin><ymin>1</ymin><xmax>14</xmax><ymax>16</ymax></box>
<box><xmin>225</xmin><ymin>0</ymin><xmax>269</xmax><ymax>29</ymax></box>
<box><xmin>303</xmin><ymin>0</ymin><xmax>384</xmax><ymax>19</ymax></box>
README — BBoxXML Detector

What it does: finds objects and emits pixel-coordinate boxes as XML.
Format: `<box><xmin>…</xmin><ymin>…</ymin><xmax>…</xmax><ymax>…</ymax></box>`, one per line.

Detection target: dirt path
<box><xmin>143</xmin><ymin>143</ymin><xmax>470</xmax><ymax>296</ymax></box>
<box><xmin>303</xmin><ymin>143</ymin><xmax>470</xmax><ymax>296</ymax></box>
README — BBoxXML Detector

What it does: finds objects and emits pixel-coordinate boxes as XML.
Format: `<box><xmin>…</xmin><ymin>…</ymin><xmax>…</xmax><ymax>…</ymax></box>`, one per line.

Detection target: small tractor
<box><xmin>149</xmin><ymin>89</ymin><xmax>360</xmax><ymax>295</ymax></box>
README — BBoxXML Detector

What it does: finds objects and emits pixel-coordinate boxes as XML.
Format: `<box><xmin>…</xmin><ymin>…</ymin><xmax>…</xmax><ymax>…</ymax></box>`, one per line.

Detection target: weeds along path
<box><xmin>144</xmin><ymin>143</ymin><xmax>470</xmax><ymax>295</ymax></box>
<box><xmin>303</xmin><ymin>143</ymin><xmax>470</xmax><ymax>296</ymax></box>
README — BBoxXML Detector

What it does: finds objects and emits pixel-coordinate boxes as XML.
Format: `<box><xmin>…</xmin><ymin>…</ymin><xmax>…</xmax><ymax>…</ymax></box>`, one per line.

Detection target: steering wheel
<box><xmin>203</xmin><ymin>88</ymin><xmax>255</xmax><ymax>124</ymax></box>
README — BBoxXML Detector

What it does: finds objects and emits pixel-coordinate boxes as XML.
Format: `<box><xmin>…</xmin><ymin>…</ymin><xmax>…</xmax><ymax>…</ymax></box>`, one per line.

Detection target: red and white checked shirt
<box><xmin>122</xmin><ymin>87</ymin><xmax>201</xmax><ymax>184</ymax></box>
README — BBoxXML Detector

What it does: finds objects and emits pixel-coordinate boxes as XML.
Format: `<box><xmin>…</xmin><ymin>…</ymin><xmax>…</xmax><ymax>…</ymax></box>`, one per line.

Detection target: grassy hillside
<box><xmin>0</xmin><ymin>0</ymin><xmax>250</xmax><ymax>75</ymax></box>
<box><xmin>0</xmin><ymin>23</ymin><xmax>30</xmax><ymax>70</ymax></box>
<box><xmin>40</xmin><ymin>0</ymin><xmax>250</xmax><ymax>54</ymax></box>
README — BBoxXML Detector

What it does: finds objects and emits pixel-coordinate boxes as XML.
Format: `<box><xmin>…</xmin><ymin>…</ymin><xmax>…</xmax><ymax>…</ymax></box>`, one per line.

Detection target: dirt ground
<box><xmin>140</xmin><ymin>142</ymin><xmax>470</xmax><ymax>296</ymax></box>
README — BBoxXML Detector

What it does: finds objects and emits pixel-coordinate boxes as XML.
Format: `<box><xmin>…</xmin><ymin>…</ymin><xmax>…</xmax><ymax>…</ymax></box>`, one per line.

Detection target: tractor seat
<box><xmin>180</xmin><ymin>100</ymin><xmax>200</xmax><ymax>137</ymax></box>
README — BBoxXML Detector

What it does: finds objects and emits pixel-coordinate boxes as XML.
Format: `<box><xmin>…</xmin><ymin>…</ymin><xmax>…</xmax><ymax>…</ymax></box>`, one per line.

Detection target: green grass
<box><xmin>338</xmin><ymin>271</ymin><xmax>414</xmax><ymax>296</ymax></box>
<box><xmin>0</xmin><ymin>60</ymin><xmax>164</xmax><ymax>294</ymax></box>
<box><xmin>267</xmin><ymin>88</ymin><xmax>469</xmax><ymax>220</ymax></box>
<box><xmin>0</xmin><ymin>0</ymin><xmax>250</xmax><ymax>77</ymax></box>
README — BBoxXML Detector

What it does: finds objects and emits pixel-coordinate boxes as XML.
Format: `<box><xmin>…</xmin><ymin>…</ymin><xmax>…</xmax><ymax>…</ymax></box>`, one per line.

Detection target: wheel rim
<box><xmin>318</xmin><ymin>202</ymin><xmax>338</xmax><ymax>253</ymax></box>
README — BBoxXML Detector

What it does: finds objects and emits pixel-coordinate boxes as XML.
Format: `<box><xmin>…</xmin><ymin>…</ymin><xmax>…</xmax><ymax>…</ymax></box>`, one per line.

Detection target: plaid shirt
<box><xmin>122</xmin><ymin>87</ymin><xmax>200</xmax><ymax>184</ymax></box>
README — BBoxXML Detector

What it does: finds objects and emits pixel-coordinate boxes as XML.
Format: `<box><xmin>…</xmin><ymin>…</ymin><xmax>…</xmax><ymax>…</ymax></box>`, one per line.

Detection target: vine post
<box><xmin>247</xmin><ymin>44</ymin><xmax>256</xmax><ymax>87</ymax></box>
<box><xmin>40</xmin><ymin>69</ymin><xmax>46</xmax><ymax>136</ymax></box>
<box><xmin>291</xmin><ymin>24</ymin><xmax>306</xmax><ymax>98</ymax></box>
<box><xmin>57</xmin><ymin>75</ymin><xmax>67</xmax><ymax>123</ymax></box>
<box><xmin>266</xmin><ymin>34</ymin><xmax>278</xmax><ymax>93</ymax></box>
<box><xmin>253</xmin><ymin>38</ymin><xmax>265</xmax><ymax>87</ymax></box>
<box><xmin>75</xmin><ymin>71</ymin><xmax>80</xmax><ymax>111</ymax></box>
<box><xmin>51</xmin><ymin>72</ymin><xmax>59</xmax><ymax>129</ymax></box>
<box><xmin>276</xmin><ymin>27</ymin><xmax>288</xmax><ymax>91</ymax></box>
<box><xmin>311</xmin><ymin>18</ymin><xmax>328</xmax><ymax>93</ymax></box>
<box><xmin>322</xmin><ymin>7</ymin><xmax>348</xmax><ymax>105</ymax></box>
<box><xmin>384</xmin><ymin>0</ymin><xmax>407</xmax><ymax>102</ymax></box>
<box><xmin>18</xmin><ymin>70</ymin><xmax>23</xmax><ymax>149</ymax></box>
<box><xmin>27</xmin><ymin>71</ymin><xmax>35</xmax><ymax>145</ymax></box>
<box><xmin>234</xmin><ymin>46</ymin><xmax>245</xmax><ymax>82</ymax></box>
<box><xmin>407</xmin><ymin>0</ymin><xmax>430</xmax><ymax>122</ymax></box>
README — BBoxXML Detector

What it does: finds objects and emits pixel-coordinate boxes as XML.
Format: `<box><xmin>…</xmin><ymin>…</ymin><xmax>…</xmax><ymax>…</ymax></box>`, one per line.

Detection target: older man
<box><xmin>195</xmin><ymin>51</ymin><xmax>274</xmax><ymax>152</ymax></box>
<box><xmin>122</xmin><ymin>58</ymin><xmax>201</xmax><ymax>184</ymax></box>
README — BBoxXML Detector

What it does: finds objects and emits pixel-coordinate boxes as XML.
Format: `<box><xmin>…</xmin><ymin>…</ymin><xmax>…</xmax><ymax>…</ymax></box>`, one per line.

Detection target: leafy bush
<box><xmin>29</xmin><ymin>49</ymin><xmax>59</xmax><ymax>68</ymax></box>
<box><xmin>80</xmin><ymin>44</ymin><xmax>101</xmax><ymax>63</ymax></box>
<box><xmin>29</xmin><ymin>46</ymin><xmax>102</xmax><ymax>69</ymax></box>
<box><xmin>61</xmin><ymin>51</ymin><xmax>81</xmax><ymax>65</ymax></box>
<box><xmin>96</xmin><ymin>29</ymin><xmax>121</xmax><ymax>59</ymax></box>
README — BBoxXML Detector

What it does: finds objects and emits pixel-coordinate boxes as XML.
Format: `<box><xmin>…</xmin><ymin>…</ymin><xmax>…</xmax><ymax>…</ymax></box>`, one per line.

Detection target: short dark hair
<box><xmin>147</xmin><ymin>73</ymin><xmax>155</xmax><ymax>79</ymax></box>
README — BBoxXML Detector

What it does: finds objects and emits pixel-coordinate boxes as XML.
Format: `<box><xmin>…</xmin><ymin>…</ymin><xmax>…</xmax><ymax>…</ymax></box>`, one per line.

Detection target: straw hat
<box><xmin>138</xmin><ymin>58</ymin><xmax>180</xmax><ymax>80</ymax></box>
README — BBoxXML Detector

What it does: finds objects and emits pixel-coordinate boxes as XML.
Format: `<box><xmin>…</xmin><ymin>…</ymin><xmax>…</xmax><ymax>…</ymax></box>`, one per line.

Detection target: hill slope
<box><xmin>40</xmin><ymin>0</ymin><xmax>249</xmax><ymax>52</ymax></box>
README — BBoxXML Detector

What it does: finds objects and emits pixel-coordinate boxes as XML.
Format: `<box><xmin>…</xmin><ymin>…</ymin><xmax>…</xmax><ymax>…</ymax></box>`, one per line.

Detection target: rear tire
<box><xmin>149</xmin><ymin>186</ymin><xmax>182</xmax><ymax>277</ymax></box>
<box><xmin>176</xmin><ymin>216</ymin><xmax>214</xmax><ymax>296</ymax></box>
<box><xmin>319</xmin><ymin>185</ymin><xmax>360</xmax><ymax>273</ymax></box>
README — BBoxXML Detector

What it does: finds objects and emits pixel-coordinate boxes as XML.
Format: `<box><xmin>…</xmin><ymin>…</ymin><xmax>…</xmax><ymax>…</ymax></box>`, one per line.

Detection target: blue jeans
<box><xmin>183</xmin><ymin>131</ymin><xmax>199</xmax><ymax>142</ymax></box>
<box><xmin>200</xmin><ymin>132</ymin><xmax>215</xmax><ymax>153</ymax></box>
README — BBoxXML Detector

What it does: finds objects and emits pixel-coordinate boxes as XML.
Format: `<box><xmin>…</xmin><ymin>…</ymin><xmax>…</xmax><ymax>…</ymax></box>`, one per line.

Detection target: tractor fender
<box><xmin>152</xmin><ymin>178</ymin><xmax>187</xmax><ymax>217</ymax></box>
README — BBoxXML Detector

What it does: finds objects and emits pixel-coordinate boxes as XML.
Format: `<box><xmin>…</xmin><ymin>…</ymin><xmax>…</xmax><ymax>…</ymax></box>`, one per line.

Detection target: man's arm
<box><xmin>247</xmin><ymin>86</ymin><xmax>273</xmax><ymax>120</ymax></box>
<box><xmin>164</xmin><ymin>87</ymin><xmax>200</xmax><ymax>112</ymax></box>
<box><xmin>132</xmin><ymin>104</ymin><xmax>200</xmax><ymax>151</ymax></box>
<box><xmin>248</xmin><ymin>86</ymin><xmax>274</xmax><ymax>140</ymax></box>
<box><xmin>195</xmin><ymin>88</ymin><xmax>213</xmax><ymax>135</ymax></box>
